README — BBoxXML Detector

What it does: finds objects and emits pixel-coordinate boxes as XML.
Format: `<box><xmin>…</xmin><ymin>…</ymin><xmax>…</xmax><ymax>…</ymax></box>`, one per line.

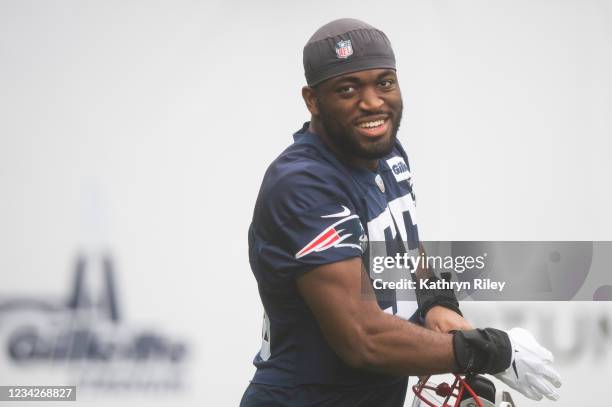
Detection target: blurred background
<box><xmin>1</xmin><ymin>0</ymin><xmax>610</xmax><ymax>406</ymax></box>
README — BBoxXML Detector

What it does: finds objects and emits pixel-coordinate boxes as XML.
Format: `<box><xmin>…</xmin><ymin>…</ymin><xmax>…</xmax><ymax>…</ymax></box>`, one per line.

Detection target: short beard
<box><xmin>318</xmin><ymin>102</ymin><xmax>402</xmax><ymax>160</ymax></box>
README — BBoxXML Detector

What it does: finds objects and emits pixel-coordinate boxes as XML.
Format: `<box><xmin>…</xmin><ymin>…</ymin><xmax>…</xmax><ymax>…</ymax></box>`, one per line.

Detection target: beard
<box><xmin>318</xmin><ymin>102</ymin><xmax>403</xmax><ymax>160</ymax></box>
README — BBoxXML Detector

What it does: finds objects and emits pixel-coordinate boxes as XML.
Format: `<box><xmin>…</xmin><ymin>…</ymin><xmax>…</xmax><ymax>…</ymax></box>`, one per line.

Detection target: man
<box><xmin>241</xmin><ymin>18</ymin><xmax>561</xmax><ymax>406</ymax></box>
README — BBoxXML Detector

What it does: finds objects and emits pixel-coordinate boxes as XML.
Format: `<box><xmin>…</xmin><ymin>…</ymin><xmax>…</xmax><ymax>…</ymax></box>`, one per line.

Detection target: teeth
<box><xmin>359</xmin><ymin>119</ymin><xmax>385</xmax><ymax>128</ymax></box>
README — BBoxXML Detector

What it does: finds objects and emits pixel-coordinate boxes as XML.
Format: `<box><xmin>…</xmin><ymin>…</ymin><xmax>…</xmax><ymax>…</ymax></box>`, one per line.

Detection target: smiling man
<box><xmin>240</xmin><ymin>19</ymin><xmax>561</xmax><ymax>407</ymax></box>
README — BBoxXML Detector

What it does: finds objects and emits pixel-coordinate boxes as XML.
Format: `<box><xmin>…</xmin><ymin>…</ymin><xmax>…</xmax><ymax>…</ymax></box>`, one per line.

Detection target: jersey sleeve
<box><xmin>251</xmin><ymin>165</ymin><xmax>366</xmax><ymax>280</ymax></box>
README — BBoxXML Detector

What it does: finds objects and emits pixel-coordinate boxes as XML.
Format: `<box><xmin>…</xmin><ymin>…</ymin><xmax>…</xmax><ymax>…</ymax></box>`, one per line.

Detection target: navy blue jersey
<box><xmin>246</xmin><ymin>123</ymin><xmax>421</xmax><ymax>403</ymax></box>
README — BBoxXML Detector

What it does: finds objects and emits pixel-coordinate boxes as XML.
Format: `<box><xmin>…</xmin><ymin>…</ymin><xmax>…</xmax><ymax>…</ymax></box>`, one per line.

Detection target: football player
<box><xmin>240</xmin><ymin>18</ymin><xmax>561</xmax><ymax>407</ymax></box>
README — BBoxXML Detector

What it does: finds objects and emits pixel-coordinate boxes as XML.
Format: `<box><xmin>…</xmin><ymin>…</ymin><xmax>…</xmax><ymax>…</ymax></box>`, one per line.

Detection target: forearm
<box><xmin>353</xmin><ymin>311</ymin><xmax>456</xmax><ymax>376</ymax></box>
<box><xmin>353</xmin><ymin>252</ymin><xmax>459</xmax><ymax>375</ymax></box>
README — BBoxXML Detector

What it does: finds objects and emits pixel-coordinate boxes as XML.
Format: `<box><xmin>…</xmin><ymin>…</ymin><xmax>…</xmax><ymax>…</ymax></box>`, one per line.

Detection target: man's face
<box><xmin>313</xmin><ymin>68</ymin><xmax>403</xmax><ymax>160</ymax></box>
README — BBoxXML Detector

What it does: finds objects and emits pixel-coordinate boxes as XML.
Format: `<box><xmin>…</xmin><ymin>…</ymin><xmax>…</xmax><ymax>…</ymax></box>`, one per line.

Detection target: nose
<box><xmin>358</xmin><ymin>86</ymin><xmax>384</xmax><ymax>111</ymax></box>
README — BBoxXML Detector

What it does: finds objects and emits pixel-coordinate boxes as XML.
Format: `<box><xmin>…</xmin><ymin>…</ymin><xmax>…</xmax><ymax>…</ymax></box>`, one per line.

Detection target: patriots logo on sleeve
<box><xmin>295</xmin><ymin>206</ymin><xmax>367</xmax><ymax>259</ymax></box>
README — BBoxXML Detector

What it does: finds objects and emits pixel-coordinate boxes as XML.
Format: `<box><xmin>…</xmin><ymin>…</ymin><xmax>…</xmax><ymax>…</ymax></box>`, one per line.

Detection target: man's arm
<box><xmin>295</xmin><ymin>250</ymin><xmax>561</xmax><ymax>400</ymax></box>
<box><xmin>415</xmin><ymin>242</ymin><xmax>473</xmax><ymax>333</ymax></box>
<box><xmin>296</xmin><ymin>256</ymin><xmax>457</xmax><ymax>376</ymax></box>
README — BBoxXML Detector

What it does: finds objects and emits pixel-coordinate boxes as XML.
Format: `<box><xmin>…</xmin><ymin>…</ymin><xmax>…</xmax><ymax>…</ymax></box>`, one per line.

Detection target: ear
<box><xmin>302</xmin><ymin>86</ymin><xmax>320</xmax><ymax>116</ymax></box>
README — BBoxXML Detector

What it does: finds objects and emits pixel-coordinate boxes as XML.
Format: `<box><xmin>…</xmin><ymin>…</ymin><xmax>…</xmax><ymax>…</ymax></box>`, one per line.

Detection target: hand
<box><xmin>424</xmin><ymin>305</ymin><xmax>472</xmax><ymax>333</ymax></box>
<box><xmin>494</xmin><ymin>327</ymin><xmax>562</xmax><ymax>401</ymax></box>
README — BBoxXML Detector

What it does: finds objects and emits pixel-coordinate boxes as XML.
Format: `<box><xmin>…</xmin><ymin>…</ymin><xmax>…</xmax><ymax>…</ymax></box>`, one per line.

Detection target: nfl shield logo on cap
<box><xmin>335</xmin><ymin>40</ymin><xmax>353</xmax><ymax>59</ymax></box>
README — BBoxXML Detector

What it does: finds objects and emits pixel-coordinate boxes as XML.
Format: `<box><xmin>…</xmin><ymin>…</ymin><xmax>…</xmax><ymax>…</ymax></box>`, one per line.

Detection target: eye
<box><xmin>379</xmin><ymin>79</ymin><xmax>395</xmax><ymax>88</ymax></box>
<box><xmin>337</xmin><ymin>85</ymin><xmax>356</xmax><ymax>94</ymax></box>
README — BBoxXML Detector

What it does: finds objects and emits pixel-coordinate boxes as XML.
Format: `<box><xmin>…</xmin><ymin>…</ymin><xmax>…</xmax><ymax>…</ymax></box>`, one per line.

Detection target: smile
<box><xmin>355</xmin><ymin>118</ymin><xmax>390</xmax><ymax>137</ymax></box>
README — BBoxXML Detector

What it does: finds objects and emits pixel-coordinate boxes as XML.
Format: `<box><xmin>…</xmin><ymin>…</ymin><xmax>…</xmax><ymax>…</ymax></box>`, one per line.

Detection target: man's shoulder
<box><xmin>253</xmin><ymin>135</ymin><xmax>356</xmax><ymax>230</ymax></box>
<box><xmin>261</xmin><ymin>137</ymin><xmax>347</xmax><ymax>199</ymax></box>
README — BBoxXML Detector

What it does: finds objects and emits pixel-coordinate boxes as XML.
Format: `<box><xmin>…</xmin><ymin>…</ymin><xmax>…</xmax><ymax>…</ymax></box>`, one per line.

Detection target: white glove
<box><xmin>494</xmin><ymin>327</ymin><xmax>562</xmax><ymax>401</ymax></box>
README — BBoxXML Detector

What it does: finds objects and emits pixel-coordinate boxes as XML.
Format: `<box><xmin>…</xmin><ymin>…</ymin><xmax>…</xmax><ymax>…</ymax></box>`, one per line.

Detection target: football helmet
<box><xmin>412</xmin><ymin>374</ymin><xmax>516</xmax><ymax>407</ymax></box>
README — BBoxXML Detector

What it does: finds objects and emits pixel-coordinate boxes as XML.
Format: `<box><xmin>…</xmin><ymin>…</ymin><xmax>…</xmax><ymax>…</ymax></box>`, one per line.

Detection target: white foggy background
<box><xmin>1</xmin><ymin>0</ymin><xmax>611</xmax><ymax>406</ymax></box>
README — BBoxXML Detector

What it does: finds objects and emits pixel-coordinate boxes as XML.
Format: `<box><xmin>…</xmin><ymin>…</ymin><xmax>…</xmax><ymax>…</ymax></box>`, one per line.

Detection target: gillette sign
<box><xmin>0</xmin><ymin>253</ymin><xmax>189</xmax><ymax>391</ymax></box>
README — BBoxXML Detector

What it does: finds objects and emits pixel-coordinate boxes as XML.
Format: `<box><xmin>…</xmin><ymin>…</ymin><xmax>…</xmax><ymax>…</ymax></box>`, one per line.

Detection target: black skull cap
<box><xmin>303</xmin><ymin>18</ymin><xmax>396</xmax><ymax>86</ymax></box>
